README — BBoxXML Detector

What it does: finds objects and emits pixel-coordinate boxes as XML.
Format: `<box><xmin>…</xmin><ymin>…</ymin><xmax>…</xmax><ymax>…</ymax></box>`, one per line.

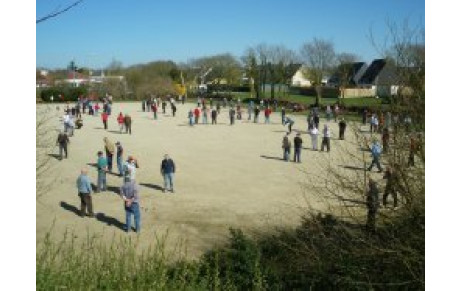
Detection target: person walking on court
<box><xmin>338</xmin><ymin>118</ymin><xmax>347</xmax><ymax>140</ymax></box>
<box><xmin>282</xmin><ymin>133</ymin><xmax>291</xmax><ymax>161</ymax></box>
<box><xmin>367</xmin><ymin>139</ymin><xmax>383</xmax><ymax>172</ymax></box>
<box><xmin>76</xmin><ymin>168</ymin><xmax>94</xmax><ymax>217</ymax></box>
<box><xmin>229</xmin><ymin>107</ymin><xmax>236</xmax><ymax>125</ymax></box>
<box><xmin>103</xmin><ymin>137</ymin><xmax>115</xmax><ymax>172</ymax></box>
<box><xmin>321</xmin><ymin>124</ymin><xmax>331</xmax><ymax>152</ymax></box>
<box><xmin>124</xmin><ymin>114</ymin><xmax>132</xmax><ymax>134</ymax></box>
<box><xmin>120</xmin><ymin>176</ymin><xmax>141</xmax><ymax>233</ymax></box>
<box><xmin>161</xmin><ymin>154</ymin><xmax>176</xmax><ymax>193</ymax></box>
<box><xmin>293</xmin><ymin>133</ymin><xmax>303</xmax><ymax>163</ymax></box>
<box><xmin>56</xmin><ymin>130</ymin><xmax>70</xmax><ymax>160</ymax></box>
<box><xmin>310</xmin><ymin>126</ymin><xmax>319</xmax><ymax>151</ymax></box>
<box><xmin>96</xmin><ymin>151</ymin><xmax>107</xmax><ymax>192</ymax></box>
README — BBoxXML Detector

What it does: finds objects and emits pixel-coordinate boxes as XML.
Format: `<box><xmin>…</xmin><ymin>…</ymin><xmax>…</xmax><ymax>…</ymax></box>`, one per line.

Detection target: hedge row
<box><xmin>40</xmin><ymin>86</ymin><xmax>88</xmax><ymax>102</ymax></box>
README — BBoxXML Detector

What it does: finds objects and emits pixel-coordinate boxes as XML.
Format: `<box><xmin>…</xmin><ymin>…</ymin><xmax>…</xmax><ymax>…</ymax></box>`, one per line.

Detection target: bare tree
<box><xmin>300</xmin><ymin>38</ymin><xmax>336</xmax><ymax>105</ymax></box>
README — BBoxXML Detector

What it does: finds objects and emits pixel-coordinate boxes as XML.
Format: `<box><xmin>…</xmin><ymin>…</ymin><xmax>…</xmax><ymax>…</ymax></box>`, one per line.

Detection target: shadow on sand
<box><xmin>139</xmin><ymin>183</ymin><xmax>164</xmax><ymax>191</ymax></box>
<box><xmin>260</xmin><ymin>155</ymin><xmax>285</xmax><ymax>161</ymax></box>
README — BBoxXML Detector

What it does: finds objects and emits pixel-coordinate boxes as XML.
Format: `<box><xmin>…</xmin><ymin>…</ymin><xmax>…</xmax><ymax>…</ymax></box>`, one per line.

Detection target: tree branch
<box><xmin>36</xmin><ymin>0</ymin><xmax>84</xmax><ymax>24</ymax></box>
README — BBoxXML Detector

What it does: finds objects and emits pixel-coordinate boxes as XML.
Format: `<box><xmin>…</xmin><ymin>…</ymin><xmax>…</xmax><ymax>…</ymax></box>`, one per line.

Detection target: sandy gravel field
<box><xmin>37</xmin><ymin>101</ymin><xmax>371</xmax><ymax>258</ymax></box>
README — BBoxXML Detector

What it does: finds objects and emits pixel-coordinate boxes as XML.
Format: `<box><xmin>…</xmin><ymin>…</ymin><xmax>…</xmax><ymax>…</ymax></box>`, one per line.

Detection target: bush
<box><xmin>40</xmin><ymin>86</ymin><xmax>88</xmax><ymax>102</ymax></box>
<box><xmin>290</xmin><ymin>86</ymin><xmax>339</xmax><ymax>98</ymax></box>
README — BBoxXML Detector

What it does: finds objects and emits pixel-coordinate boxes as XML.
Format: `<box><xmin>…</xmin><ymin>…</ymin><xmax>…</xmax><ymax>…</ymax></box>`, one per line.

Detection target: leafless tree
<box><xmin>300</xmin><ymin>38</ymin><xmax>336</xmax><ymax>105</ymax></box>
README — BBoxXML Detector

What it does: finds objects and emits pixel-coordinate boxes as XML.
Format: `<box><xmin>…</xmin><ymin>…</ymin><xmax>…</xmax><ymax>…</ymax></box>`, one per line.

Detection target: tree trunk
<box><xmin>315</xmin><ymin>85</ymin><xmax>322</xmax><ymax>106</ymax></box>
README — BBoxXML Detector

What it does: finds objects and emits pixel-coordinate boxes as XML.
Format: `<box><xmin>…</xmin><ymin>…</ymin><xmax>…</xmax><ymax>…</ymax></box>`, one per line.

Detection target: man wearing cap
<box><xmin>161</xmin><ymin>154</ymin><xmax>176</xmax><ymax>193</ymax></box>
<box><xmin>96</xmin><ymin>151</ymin><xmax>108</xmax><ymax>192</ymax></box>
<box><xmin>76</xmin><ymin>168</ymin><xmax>94</xmax><ymax>217</ymax></box>
<box><xmin>293</xmin><ymin>133</ymin><xmax>303</xmax><ymax>163</ymax></box>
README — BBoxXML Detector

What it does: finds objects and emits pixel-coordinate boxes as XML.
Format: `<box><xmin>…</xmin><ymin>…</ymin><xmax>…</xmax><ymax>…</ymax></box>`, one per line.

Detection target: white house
<box><xmin>291</xmin><ymin>66</ymin><xmax>312</xmax><ymax>87</ymax></box>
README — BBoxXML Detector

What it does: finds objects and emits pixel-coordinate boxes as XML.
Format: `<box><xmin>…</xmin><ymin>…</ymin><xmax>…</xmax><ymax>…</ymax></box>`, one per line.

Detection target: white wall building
<box><xmin>291</xmin><ymin>66</ymin><xmax>311</xmax><ymax>87</ymax></box>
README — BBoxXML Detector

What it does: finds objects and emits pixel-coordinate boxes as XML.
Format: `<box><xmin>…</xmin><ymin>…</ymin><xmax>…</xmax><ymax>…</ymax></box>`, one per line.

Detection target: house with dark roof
<box><xmin>357</xmin><ymin>59</ymin><xmax>399</xmax><ymax>97</ymax></box>
<box><xmin>327</xmin><ymin>62</ymin><xmax>368</xmax><ymax>87</ymax></box>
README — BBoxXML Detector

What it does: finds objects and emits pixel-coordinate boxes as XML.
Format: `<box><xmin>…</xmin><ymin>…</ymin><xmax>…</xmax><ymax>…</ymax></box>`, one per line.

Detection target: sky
<box><xmin>36</xmin><ymin>0</ymin><xmax>424</xmax><ymax>69</ymax></box>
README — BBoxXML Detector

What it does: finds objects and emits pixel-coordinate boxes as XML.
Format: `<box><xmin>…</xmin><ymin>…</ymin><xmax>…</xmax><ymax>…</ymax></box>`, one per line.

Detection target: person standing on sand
<box><xmin>161</xmin><ymin>154</ymin><xmax>176</xmax><ymax>193</ymax></box>
<box><xmin>152</xmin><ymin>103</ymin><xmax>158</xmax><ymax>120</ymax></box>
<box><xmin>194</xmin><ymin>107</ymin><xmax>200</xmax><ymax>124</ymax></box>
<box><xmin>162</xmin><ymin>99</ymin><xmax>167</xmax><ymax>114</ymax></box>
<box><xmin>202</xmin><ymin>106</ymin><xmax>208</xmax><ymax>124</ymax></box>
<box><xmin>171</xmin><ymin>103</ymin><xmax>177</xmax><ymax>117</ymax></box>
<box><xmin>96</xmin><ymin>151</ymin><xmax>107</xmax><ymax>192</ymax></box>
<box><xmin>247</xmin><ymin>101</ymin><xmax>254</xmax><ymax>121</ymax></box>
<box><xmin>254</xmin><ymin>106</ymin><xmax>260</xmax><ymax>123</ymax></box>
<box><xmin>211</xmin><ymin>108</ymin><xmax>217</xmax><ymax>124</ymax></box>
<box><xmin>101</xmin><ymin>111</ymin><xmax>108</xmax><ymax>130</ymax></box>
<box><xmin>56</xmin><ymin>130</ymin><xmax>70</xmax><ymax>160</ymax></box>
<box><xmin>229</xmin><ymin>107</ymin><xmax>236</xmax><ymax>125</ymax></box>
<box><xmin>116</xmin><ymin>141</ymin><xmax>124</xmax><ymax>176</ymax></box>
<box><xmin>383</xmin><ymin>166</ymin><xmax>398</xmax><ymax>209</ymax></box>
<box><xmin>123</xmin><ymin>155</ymin><xmax>138</xmax><ymax>183</ymax></box>
<box><xmin>76</xmin><ymin>168</ymin><xmax>94</xmax><ymax>217</ymax></box>
<box><xmin>103</xmin><ymin>137</ymin><xmax>115</xmax><ymax>172</ymax></box>
<box><xmin>281</xmin><ymin>107</ymin><xmax>286</xmax><ymax>125</ymax></box>
<box><xmin>293</xmin><ymin>133</ymin><xmax>303</xmax><ymax>163</ymax></box>
<box><xmin>188</xmin><ymin>109</ymin><xmax>194</xmax><ymax>126</ymax></box>
<box><xmin>321</xmin><ymin>124</ymin><xmax>331</xmax><ymax>152</ymax></box>
<box><xmin>366</xmin><ymin>177</ymin><xmax>380</xmax><ymax>232</ymax></box>
<box><xmin>310</xmin><ymin>126</ymin><xmax>319</xmax><ymax>151</ymax></box>
<box><xmin>264</xmin><ymin>106</ymin><xmax>272</xmax><ymax>124</ymax></box>
<box><xmin>120</xmin><ymin>176</ymin><xmax>141</xmax><ymax>233</ymax></box>
<box><xmin>117</xmin><ymin>112</ymin><xmax>125</xmax><ymax>133</ymax></box>
<box><xmin>338</xmin><ymin>118</ymin><xmax>347</xmax><ymax>140</ymax></box>
<box><xmin>124</xmin><ymin>114</ymin><xmax>132</xmax><ymax>135</ymax></box>
<box><xmin>282</xmin><ymin>133</ymin><xmax>292</xmax><ymax>161</ymax></box>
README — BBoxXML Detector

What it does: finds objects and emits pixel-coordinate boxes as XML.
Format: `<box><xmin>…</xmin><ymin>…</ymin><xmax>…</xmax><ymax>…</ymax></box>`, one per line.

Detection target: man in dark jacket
<box><xmin>366</xmin><ymin>178</ymin><xmax>380</xmax><ymax>232</ymax></box>
<box><xmin>161</xmin><ymin>154</ymin><xmax>176</xmax><ymax>193</ymax></box>
<box><xmin>338</xmin><ymin>118</ymin><xmax>347</xmax><ymax>140</ymax></box>
<box><xmin>56</xmin><ymin>131</ymin><xmax>70</xmax><ymax>160</ymax></box>
<box><xmin>124</xmin><ymin>114</ymin><xmax>132</xmax><ymax>135</ymax></box>
<box><xmin>293</xmin><ymin>133</ymin><xmax>303</xmax><ymax>163</ymax></box>
<box><xmin>229</xmin><ymin>107</ymin><xmax>236</xmax><ymax>125</ymax></box>
<box><xmin>211</xmin><ymin>108</ymin><xmax>218</xmax><ymax>124</ymax></box>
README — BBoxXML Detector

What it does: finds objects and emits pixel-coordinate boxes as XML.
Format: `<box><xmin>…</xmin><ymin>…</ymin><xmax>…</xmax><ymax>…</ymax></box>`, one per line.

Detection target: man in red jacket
<box><xmin>101</xmin><ymin>111</ymin><xmax>109</xmax><ymax>130</ymax></box>
<box><xmin>194</xmin><ymin>107</ymin><xmax>200</xmax><ymax>124</ymax></box>
<box><xmin>264</xmin><ymin>107</ymin><xmax>272</xmax><ymax>124</ymax></box>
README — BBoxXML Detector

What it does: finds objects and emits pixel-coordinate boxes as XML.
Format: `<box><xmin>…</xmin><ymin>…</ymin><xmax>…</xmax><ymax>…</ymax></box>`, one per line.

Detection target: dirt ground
<box><xmin>37</xmin><ymin>102</ymin><xmax>373</xmax><ymax>259</ymax></box>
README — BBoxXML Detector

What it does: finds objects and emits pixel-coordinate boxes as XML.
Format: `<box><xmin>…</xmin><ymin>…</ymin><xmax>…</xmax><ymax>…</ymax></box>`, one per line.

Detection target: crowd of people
<box><xmin>55</xmin><ymin>94</ymin><xmax>421</xmax><ymax>234</ymax></box>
